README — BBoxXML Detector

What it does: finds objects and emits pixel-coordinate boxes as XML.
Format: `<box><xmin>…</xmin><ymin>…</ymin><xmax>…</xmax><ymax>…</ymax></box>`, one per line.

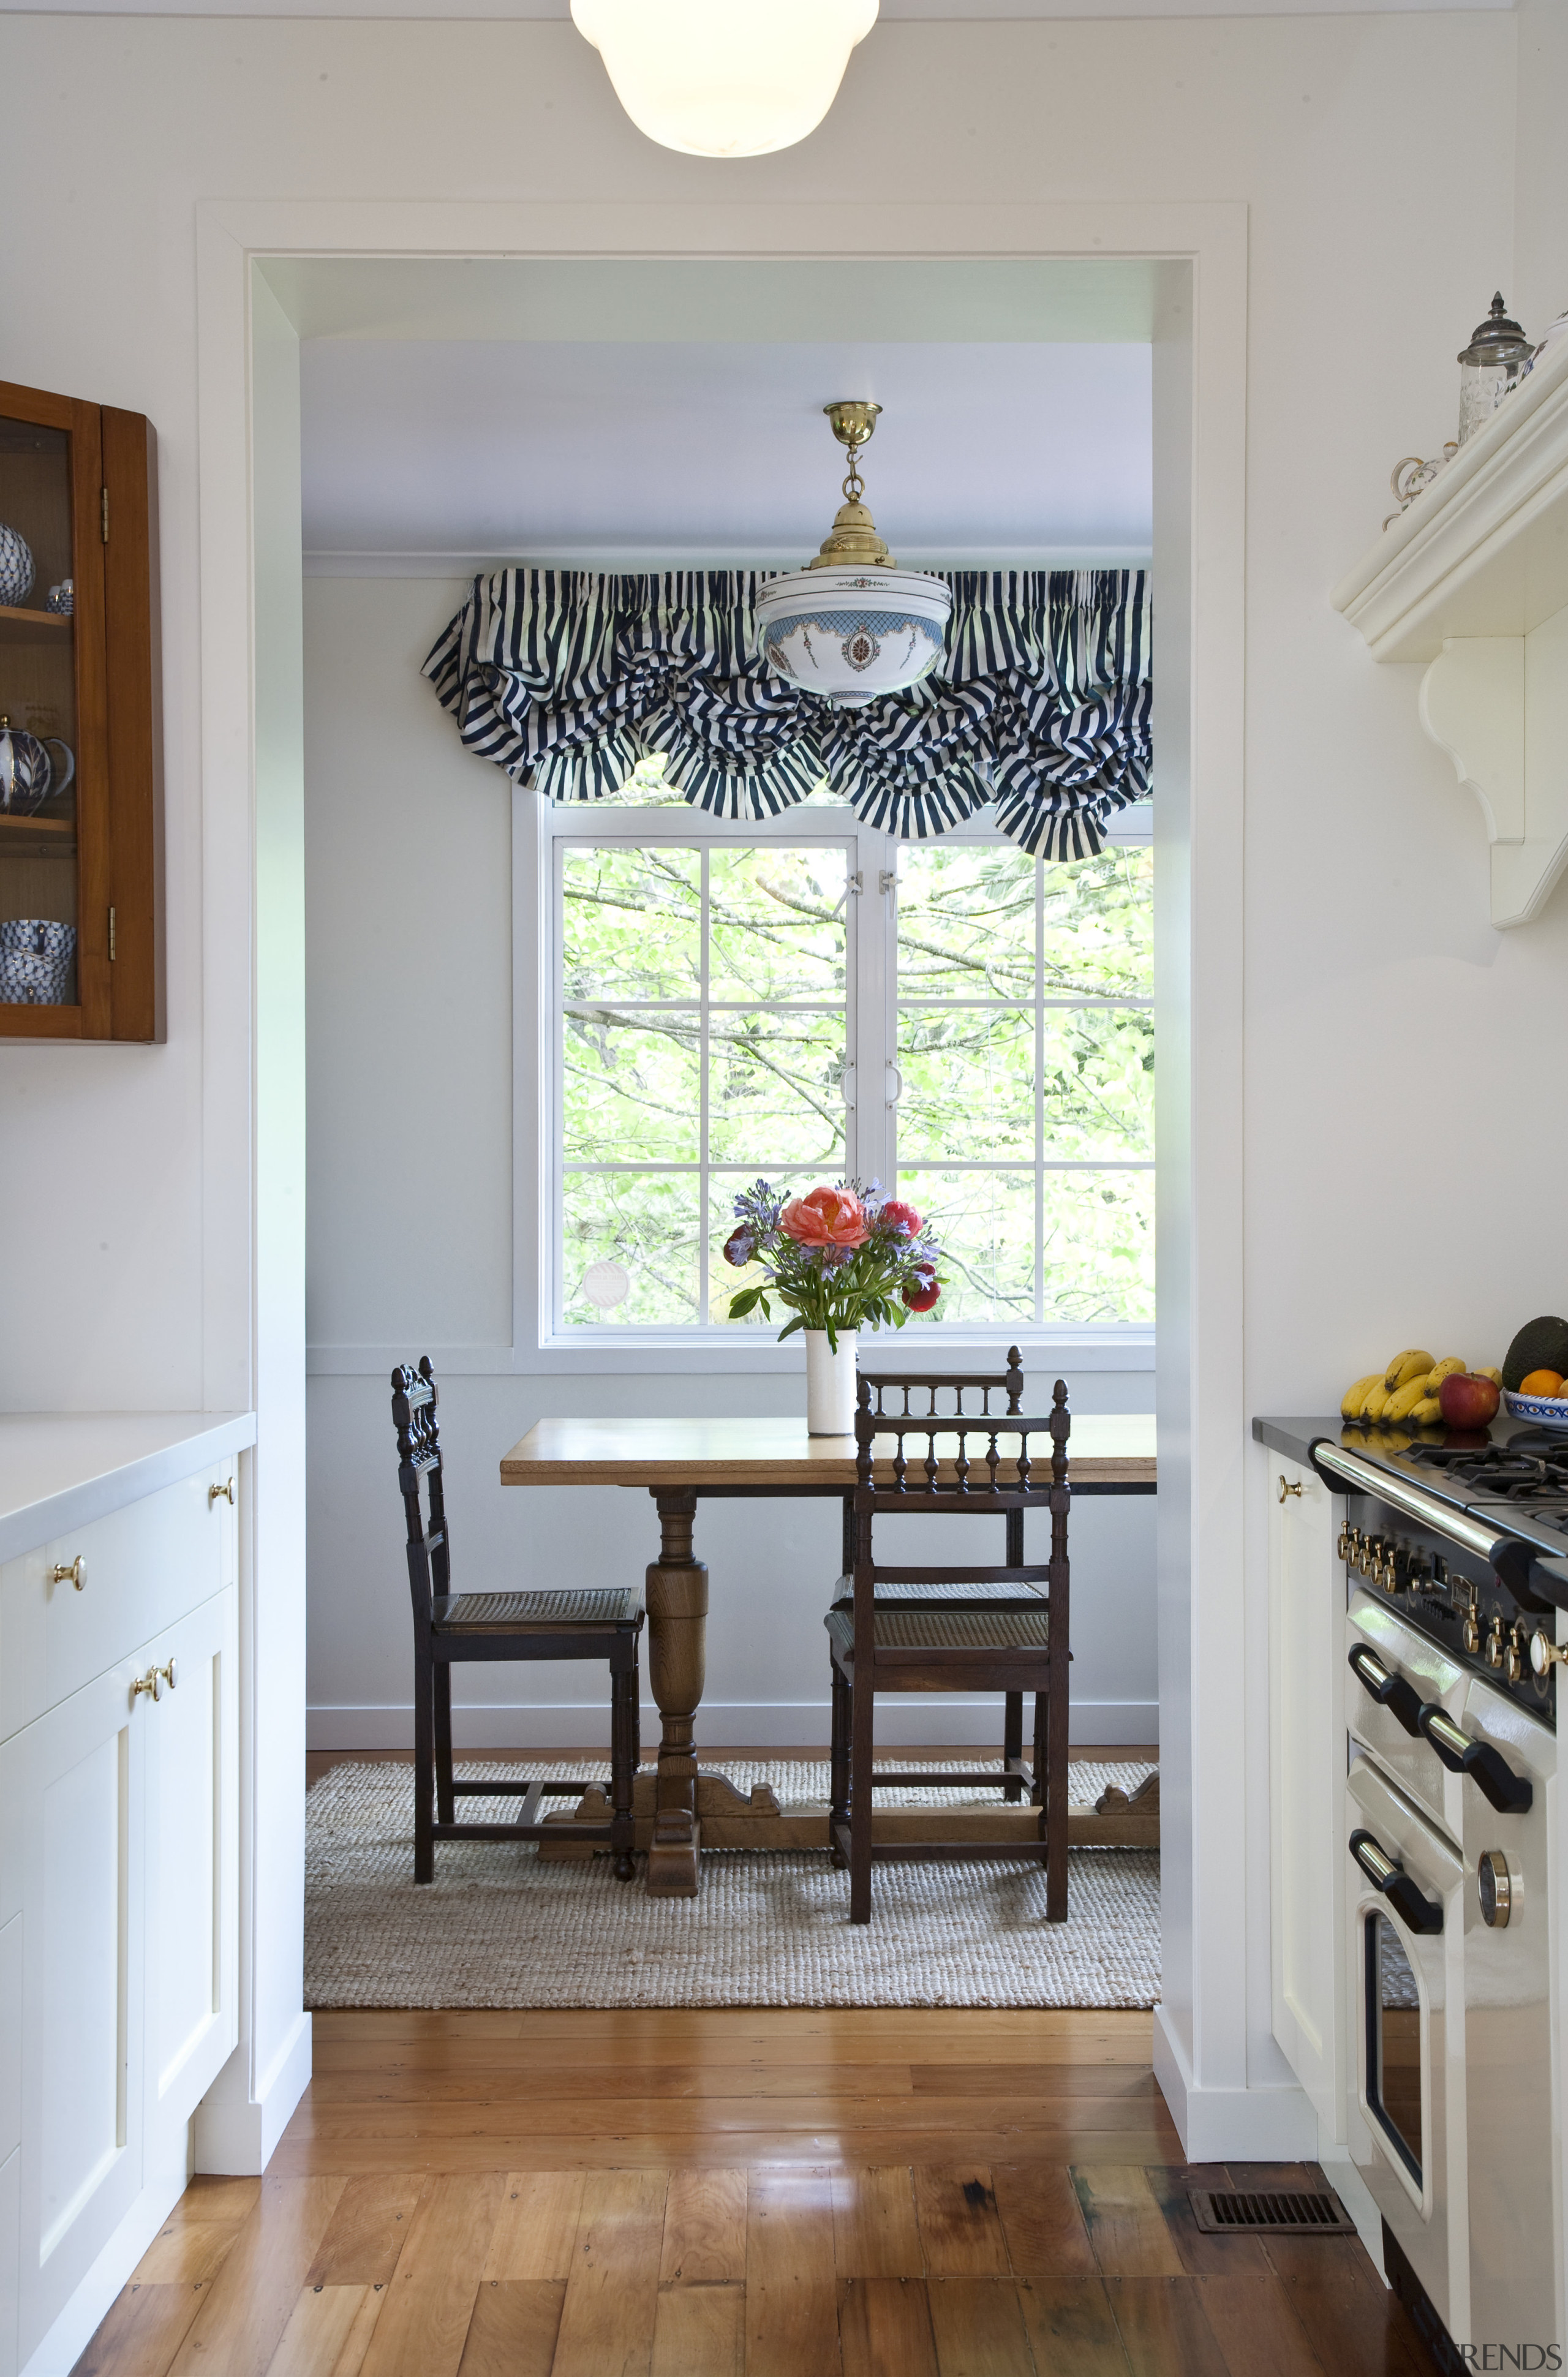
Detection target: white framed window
<box><xmin>514</xmin><ymin>786</ymin><xmax>1153</xmax><ymax>1371</ymax></box>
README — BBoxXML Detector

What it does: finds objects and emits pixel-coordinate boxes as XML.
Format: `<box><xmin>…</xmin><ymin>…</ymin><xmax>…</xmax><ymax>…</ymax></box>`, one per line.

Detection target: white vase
<box><xmin>804</xmin><ymin>1327</ymin><xmax>859</xmax><ymax>1436</ymax></box>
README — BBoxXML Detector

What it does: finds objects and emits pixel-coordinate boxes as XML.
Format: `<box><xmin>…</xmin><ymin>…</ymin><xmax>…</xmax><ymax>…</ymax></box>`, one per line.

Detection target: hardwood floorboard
<box><xmin>454</xmin><ymin>2281</ymin><xmax>565</xmax><ymax>2377</ymax></box>
<box><xmin>989</xmin><ymin>2165</ymin><xmax>1098</xmax><ymax>2277</ymax></box>
<box><xmin>483</xmin><ymin>2173</ymin><xmax>587</xmax><ymax>2282</ymax></box>
<box><xmin>1014</xmin><ymin>2273</ymin><xmax>1131</xmax><ymax>2375</ymax></box>
<box><xmin>829</xmin><ymin>2166</ymin><xmax>924</xmax><ymax>2278</ymax></box>
<box><xmin>86</xmin><ymin>2011</ymin><xmax>1412</xmax><ymax>2377</ymax></box>
<box><xmin>659</xmin><ymin>2169</ymin><xmax>747</xmax><ymax>2284</ymax></box>
<box><xmin>744</xmin><ymin>2166</ymin><xmax>840</xmax><ymax>2377</ymax></box>
<box><xmin>304</xmin><ymin>2175</ymin><xmax>426</xmax><ymax>2288</ymax></box>
<box><xmin>925</xmin><ymin>2275</ymin><xmax>1036</xmax><ymax>2376</ymax></box>
<box><xmin>1194</xmin><ymin>2274</ymin><xmax>1329</xmax><ymax>2377</ymax></box>
<box><xmin>358</xmin><ymin>2174</ymin><xmax>506</xmax><ymax>2377</ymax></box>
<box><xmin>1104</xmin><ymin>2275</ymin><xmax>1232</xmax><ymax>2377</ymax></box>
<box><xmin>265</xmin><ymin>2128</ymin><xmax>1189</xmax><ymax>2179</ymax></box>
<box><xmin>165</xmin><ymin>2176</ymin><xmax>347</xmax><ymax>2377</ymax></box>
<box><xmin>649</xmin><ymin>2282</ymin><xmax>745</xmax><ymax>2377</ymax></box>
<box><xmin>549</xmin><ymin>2169</ymin><xmax>667</xmax><ymax>2377</ymax></box>
<box><xmin>838</xmin><ymin>2277</ymin><xmax>939</xmax><ymax>2377</ymax></box>
<box><xmin>74</xmin><ymin>2282</ymin><xmax>211</xmax><ymax>2377</ymax></box>
<box><xmin>1072</xmin><ymin>2166</ymin><xmax>1187</xmax><ymax>2278</ymax></box>
<box><xmin>264</xmin><ymin>2283</ymin><xmax>380</xmax><ymax>2377</ymax></box>
<box><xmin>913</xmin><ymin>2168</ymin><xmax>1011</xmax><ymax>2277</ymax></box>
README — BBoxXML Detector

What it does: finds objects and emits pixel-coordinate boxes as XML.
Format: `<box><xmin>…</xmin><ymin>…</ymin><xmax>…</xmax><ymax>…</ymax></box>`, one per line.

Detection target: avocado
<box><xmin>1503</xmin><ymin>1316</ymin><xmax>1568</xmax><ymax>1392</ymax></box>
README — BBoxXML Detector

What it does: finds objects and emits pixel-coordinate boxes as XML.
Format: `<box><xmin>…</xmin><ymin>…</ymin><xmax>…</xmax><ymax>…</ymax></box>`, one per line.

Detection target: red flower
<box><xmin>903</xmin><ymin>1271</ymin><xmax>941</xmax><ymax>1313</ymax></box>
<box><xmin>779</xmin><ymin>1185</ymin><xmax>869</xmax><ymax>1251</ymax></box>
<box><xmin>878</xmin><ymin>1199</ymin><xmax>922</xmax><ymax>1236</ymax></box>
<box><xmin>723</xmin><ymin>1226</ymin><xmax>756</xmax><ymax>1268</ymax></box>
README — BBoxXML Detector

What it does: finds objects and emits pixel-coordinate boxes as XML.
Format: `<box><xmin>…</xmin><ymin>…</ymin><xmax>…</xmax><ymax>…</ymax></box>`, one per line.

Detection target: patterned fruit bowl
<box><xmin>1503</xmin><ymin>1388</ymin><xmax>1568</xmax><ymax>1434</ymax></box>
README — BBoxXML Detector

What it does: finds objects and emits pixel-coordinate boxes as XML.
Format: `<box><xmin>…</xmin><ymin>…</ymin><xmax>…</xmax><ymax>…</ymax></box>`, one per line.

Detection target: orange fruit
<box><xmin>1520</xmin><ymin>1368</ymin><xmax>1566</xmax><ymax>1398</ymax></box>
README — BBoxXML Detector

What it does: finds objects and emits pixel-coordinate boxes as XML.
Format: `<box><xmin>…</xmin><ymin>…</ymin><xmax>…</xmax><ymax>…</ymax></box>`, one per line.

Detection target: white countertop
<box><xmin>0</xmin><ymin>1411</ymin><xmax>258</xmax><ymax>1562</ymax></box>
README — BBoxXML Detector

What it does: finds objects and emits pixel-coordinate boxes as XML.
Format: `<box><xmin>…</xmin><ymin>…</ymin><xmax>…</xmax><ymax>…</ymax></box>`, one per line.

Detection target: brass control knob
<box><xmin>1478</xmin><ymin>1850</ymin><xmax>1513</xmax><ymax>1929</ymax></box>
<box><xmin>1485</xmin><ymin>1617</ymin><xmax>1506</xmax><ymax>1668</ymax></box>
<box><xmin>1529</xmin><ymin>1629</ymin><xmax>1568</xmax><ymax>1677</ymax></box>
<box><xmin>1464</xmin><ymin>1614</ymin><xmax>1482</xmax><ymax>1656</ymax></box>
<box><xmin>1506</xmin><ymin>1627</ymin><xmax>1526</xmax><ymax>1686</ymax></box>
<box><xmin>1337</xmin><ymin>1522</ymin><xmax>1352</xmax><ymax>1564</ymax></box>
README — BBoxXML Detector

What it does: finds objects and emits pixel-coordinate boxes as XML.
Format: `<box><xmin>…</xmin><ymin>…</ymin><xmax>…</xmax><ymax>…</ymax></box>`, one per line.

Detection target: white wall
<box><xmin>2</xmin><ymin>0</ymin><xmax>1560</xmax><ymax>2165</ymax></box>
<box><xmin>302</xmin><ymin>573</ymin><xmax>1160</xmax><ymax>1747</ymax></box>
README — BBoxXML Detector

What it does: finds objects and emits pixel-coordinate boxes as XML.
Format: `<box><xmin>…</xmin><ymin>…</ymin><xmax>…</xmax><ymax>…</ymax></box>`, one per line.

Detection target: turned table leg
<box><xmin>644</xmin><ymin>1487</ymin><xmax>708</xmax><ymax>1897</ymax></box>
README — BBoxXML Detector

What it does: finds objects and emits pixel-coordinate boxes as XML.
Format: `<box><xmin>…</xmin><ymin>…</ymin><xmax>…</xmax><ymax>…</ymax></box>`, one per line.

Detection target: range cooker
<box><xmin>1302</xmin><ymin>1418</ymin><xmax>1564</xmax><ymax>2373</ymax></box>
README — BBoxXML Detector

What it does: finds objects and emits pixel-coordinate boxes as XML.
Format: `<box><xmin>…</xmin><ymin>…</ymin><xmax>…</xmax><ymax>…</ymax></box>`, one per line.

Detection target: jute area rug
<box><xmin>305</xmin><ymin>1759</ymin><xmax>1159</xmax><ymax>2011</ymax></box>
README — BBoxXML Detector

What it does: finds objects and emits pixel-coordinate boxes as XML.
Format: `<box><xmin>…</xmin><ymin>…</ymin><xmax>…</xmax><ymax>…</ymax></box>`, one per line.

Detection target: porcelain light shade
<box><xmin>570</xmin><ymin>0</ymin><xmax>878</xmax><ymax>159</ymax></box>
<box><xmin>756</xmin><ymin>565</ymin><xmax>952</xmax><ymax>707</ymax></box>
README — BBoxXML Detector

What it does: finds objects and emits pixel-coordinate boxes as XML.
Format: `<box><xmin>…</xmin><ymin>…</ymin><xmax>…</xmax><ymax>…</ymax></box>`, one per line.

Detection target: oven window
<box><xmin>1365</xmin><ymin>1911</ymin><xmax>1423</xmax><ymax>2184</ymax></box>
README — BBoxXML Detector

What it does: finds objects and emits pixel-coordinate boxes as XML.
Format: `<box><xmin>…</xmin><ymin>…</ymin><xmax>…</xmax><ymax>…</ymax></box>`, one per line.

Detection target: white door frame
<box><xmin>193</xmin><ymin>194</ymin><xmax>1302</xmax><ymax>2163</ymax></box>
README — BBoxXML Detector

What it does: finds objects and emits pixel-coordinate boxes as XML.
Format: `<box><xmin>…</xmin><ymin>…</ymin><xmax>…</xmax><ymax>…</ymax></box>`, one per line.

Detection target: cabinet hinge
<box><xmin>101</xmin><ymin>487</ymin><xmax>109</xmax><ymax>544</ymax></box>
<box><xmin>108</xmin><ymin>906</ymin><xmax>116</xmax><ymax>962</ymax></box>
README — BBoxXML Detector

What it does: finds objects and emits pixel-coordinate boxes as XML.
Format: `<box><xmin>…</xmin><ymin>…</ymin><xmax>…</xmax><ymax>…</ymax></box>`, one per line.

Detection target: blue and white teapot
<box><xmin>0</xmin><ymin>716</ymin><xmax>74</xmax><ymax>816</ymax></box>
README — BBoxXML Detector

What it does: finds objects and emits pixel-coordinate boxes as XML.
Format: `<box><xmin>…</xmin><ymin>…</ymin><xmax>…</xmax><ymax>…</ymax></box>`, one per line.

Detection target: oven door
<box><xmin>1346</xmin><ymin>1755</ymin><xmax>1467</xmax><ymax>2343</ymax></box>
<box><xmin>1450</xmin><ymin>1674</ymin><xmax>1561</xmax><ymax>2357</ymax></box>
<box><xmin>1348</xmin><ymin>1589</ymin><xmax>1465</xmax><ymax>1832</ymax></box>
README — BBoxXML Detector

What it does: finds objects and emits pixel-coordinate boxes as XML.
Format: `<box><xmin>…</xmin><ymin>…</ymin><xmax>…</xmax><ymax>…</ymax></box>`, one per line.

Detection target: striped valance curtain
<box><xmin>423</xmin><ymin>567</ymin><xmax>1150</xmax><ymax>858</ymax></box>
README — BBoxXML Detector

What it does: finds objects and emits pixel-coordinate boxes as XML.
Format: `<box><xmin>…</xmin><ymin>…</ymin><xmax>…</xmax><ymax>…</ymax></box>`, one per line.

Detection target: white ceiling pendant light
<box><xmin>570</xmin><ymin>0</ymin><xmax>878</xmax><ymax>160</ymax></box>
<box><xmin>755</xmin><ymin>402</ymin><xmax>952</xmax><ymax>708</ymax></box>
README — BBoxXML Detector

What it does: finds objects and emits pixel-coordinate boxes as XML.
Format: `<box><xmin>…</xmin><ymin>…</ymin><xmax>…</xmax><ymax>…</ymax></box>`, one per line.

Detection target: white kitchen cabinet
<box><xmin>16</xmin><ymin>1657</ymin><xmax>148</xmax><ymax>2350</ymax></box>
<box><xmin>0</xmin><ymin>1429</ymin><xmax>246</xmax><ymax>2376</ymax></box>
<box><xmin>143</xmin><ymin>1588</ymin><xmax>239</xmax><ymax>2170</ymax></box>
<box><xmin>1268</xmin><ymin>1448</ymin><xmax>1346</xmax><ymax>2141</ymax></box>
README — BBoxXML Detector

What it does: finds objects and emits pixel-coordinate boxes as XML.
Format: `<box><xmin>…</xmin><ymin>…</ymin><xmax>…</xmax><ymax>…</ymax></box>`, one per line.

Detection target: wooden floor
<box><xmin>75</xmin><ymin>2009</ymin><xmax>1435</xmax><ymax>2376</ymax></box>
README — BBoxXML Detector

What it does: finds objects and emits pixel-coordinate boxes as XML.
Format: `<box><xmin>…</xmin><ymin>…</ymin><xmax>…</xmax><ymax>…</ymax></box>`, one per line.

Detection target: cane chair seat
<box><xmin>828</xmin><ymin>1576</ymin><xmax>1047</xmax><ymax>1613</ymax></box>
<box><xmin>432</xmin><ymin>1586</ymin><xmax>644</xmax><ymax>1633</ymax></box>
<box><xmin>827</xmin><ymin>1605</ymin><xmax>1050</xmax><ymax>1659</ymax></box>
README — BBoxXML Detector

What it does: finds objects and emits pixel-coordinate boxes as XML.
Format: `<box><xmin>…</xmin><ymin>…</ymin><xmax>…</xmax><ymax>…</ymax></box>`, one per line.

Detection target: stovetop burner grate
<box><xmin>1403</xmin><ymin>1433</ymin><xmax>1568</xmax><ymax>1504</ymax></box>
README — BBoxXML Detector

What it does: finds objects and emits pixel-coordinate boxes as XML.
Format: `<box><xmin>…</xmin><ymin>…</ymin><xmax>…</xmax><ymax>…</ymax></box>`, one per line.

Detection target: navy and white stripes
<box><xmin>423</xmin><ymin>567</ymin><xmax>1151</xmax><ymax>858</ymax></box>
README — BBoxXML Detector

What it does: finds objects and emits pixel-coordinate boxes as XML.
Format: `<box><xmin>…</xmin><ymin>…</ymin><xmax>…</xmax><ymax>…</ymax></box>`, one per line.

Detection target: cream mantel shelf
<box><xmin>1332</xmin><ymin>336</ymin><xmax>1568</xmax><ymax>929</ymax></box>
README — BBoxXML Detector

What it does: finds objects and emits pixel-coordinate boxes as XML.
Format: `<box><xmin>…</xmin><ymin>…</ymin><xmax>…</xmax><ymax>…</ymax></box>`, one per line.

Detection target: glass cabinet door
<box><xmin>0</xmin><ymin>387</ymin><xmax>111</xmax><ymax>1037</ymax></box>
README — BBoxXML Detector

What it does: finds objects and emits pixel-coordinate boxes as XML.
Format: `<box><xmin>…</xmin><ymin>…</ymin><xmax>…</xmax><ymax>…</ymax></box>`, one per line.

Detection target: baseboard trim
<box><xmin>1152</xmin><ymin>2006</ymin><xmax>1319</xmax><ymax>2161</ymax></box>
<box><xmin>306</xmin><ymin>1700</ymin><xmax>1159</xmax><ymax>1752</ymax></box>
<box><xmin>193</xmin><ymin>2009</ymin><xmax>314</xmax><ymax>2176</ymax></box>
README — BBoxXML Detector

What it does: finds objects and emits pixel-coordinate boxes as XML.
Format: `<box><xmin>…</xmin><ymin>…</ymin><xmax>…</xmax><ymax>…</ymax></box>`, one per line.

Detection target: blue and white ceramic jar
<box><xmin>0</xmin><ymin>524</ymin><xmax>36</xmax><ymax>608</ymax></box>
<box><xmin>45</xmin><ymin>579</ymin><xmax>73</xmax><ymax>616</ymax></box>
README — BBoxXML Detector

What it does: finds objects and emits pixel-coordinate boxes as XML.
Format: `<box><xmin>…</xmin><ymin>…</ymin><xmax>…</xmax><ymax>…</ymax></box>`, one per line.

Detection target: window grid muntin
<box><xmin>555</xmin><ymin>831</ymin><xmax>857</xmax><ymax>1335</ymax></box>
<box><xmin>892</xmin><ymin>840</ymin><xmax>1154</xmax><ymax>1329</ymax></box>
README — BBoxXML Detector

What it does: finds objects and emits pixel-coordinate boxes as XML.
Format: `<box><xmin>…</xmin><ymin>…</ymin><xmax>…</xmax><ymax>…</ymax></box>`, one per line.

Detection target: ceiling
<box><xmin>5</xmin><ymin>0</ymin><xmax>1511</xmax><ymax>14</ymax></box>
<box><xmin>300</xmin><ymin>337</ymin><xmax>1152</xmax><ymax>570</ymax></box>
<box><xmin>293</xmin><ymin>261</ymin><xmax>1155</xmax><ymax>570</ymax></box>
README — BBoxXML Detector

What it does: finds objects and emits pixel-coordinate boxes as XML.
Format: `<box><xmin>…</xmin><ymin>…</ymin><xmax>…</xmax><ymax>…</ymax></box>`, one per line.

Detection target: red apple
<box><xmin>1438</xmin><ymin>1371</ymin><xmax>1501</xmax><ymax>1430</ymax></box>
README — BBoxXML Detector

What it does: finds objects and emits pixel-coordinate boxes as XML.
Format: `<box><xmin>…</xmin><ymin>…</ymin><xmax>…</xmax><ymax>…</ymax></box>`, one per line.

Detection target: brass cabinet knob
<box><xmin>209</xmin><ymin>1476</ymin><xmax>235</xmax><ymax>1507</ymax></box>
<box><xmin>1278</xmin><ymin>1476</ymin><xmax>1303</xmax><ymax>1503</ymax></box>
<box><xmin>48</xmin><ymin>1556</ymin><xmax>86</xmax><ymax>1592</ymax></box>
<box><xmin>131</xmin><ymin>1658</ymin><xmax>176</xmax><ymax>1703</ymax></box>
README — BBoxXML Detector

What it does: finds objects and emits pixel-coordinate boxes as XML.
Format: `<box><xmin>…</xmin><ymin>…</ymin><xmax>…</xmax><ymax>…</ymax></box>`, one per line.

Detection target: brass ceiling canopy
<box><xmin>809</xmin><ymin>400</ymin><xmax>896</xmax><ymax>570</ymax></box>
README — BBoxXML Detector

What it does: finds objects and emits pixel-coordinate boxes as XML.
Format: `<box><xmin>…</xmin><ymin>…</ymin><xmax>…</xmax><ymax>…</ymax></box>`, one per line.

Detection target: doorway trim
<box><xmin>194</xmin><ymin>192</ymin><xmax>1302</xmax><ymax>2163</ymax></box>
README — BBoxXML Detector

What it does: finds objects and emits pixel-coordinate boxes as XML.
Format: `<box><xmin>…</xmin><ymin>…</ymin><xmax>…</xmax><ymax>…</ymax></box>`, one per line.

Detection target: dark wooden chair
<box><xmin>829</xmin><ymin>1350</ymin><xmax>1036</xmax><ymax>1801</ymax></box>
<box><xmin>391</xmin><ymin>1357</ymin><xmax>643</xmax><ymax>1884</ymax></box>
<box><xmin>827</xmin><ymin>1374</ymin><xmax>1071</xmax><ymax>1924</ymax></box>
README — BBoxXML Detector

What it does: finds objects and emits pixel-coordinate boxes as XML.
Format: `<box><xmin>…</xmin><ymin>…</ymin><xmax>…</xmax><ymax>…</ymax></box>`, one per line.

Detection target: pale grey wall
<box><xmin>302</xmin><ymin>573</ymin><xmax>1159</xmax><ymax>1747</ymax></box>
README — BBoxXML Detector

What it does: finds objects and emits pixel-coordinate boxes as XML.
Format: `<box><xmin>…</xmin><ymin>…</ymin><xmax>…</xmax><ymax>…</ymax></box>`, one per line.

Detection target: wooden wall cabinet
<box><xmin>0</xmin><ymin>379</ymin><xmax>162</xmax><ymax>1042</ymax></box>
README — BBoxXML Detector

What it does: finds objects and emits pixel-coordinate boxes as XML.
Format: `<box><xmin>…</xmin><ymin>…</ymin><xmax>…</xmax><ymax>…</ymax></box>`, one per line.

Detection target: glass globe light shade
<box><xmin>570</xmin><ymin>0</ymin><xmax>878</xmax><ymax>159</ymax></box>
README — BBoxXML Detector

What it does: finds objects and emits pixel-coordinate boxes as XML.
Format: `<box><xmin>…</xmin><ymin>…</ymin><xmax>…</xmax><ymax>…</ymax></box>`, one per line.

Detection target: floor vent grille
<box><xmin>1188</xmin><ymin>2189</ymin><xmax>1355</xmax><ymax>2236</ymax></box>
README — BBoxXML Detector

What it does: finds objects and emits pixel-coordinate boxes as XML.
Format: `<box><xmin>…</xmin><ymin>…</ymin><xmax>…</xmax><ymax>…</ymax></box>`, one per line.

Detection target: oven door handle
<box><xmin>1348</xmin><ymin>1643</ymin><xmax>1424</xmax><ymax>1737</ymax></box>
<box><xmin>1417</xmin><ymin>1704</ymin><xmax>1534</xmax><ymax>1813</ymax></box>
<box><xmin>1349</xmin><ymin>1826</ymin><xmax>1444</xmax><ymax>1934</ymax></box>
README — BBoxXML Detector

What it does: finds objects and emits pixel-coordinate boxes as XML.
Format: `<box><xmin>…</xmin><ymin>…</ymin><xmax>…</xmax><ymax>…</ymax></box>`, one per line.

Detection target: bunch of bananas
<box><xmin>1340</xmin><ymin>1350</ymin><xmax>1501</xmax><ymax>1428</ymax></box>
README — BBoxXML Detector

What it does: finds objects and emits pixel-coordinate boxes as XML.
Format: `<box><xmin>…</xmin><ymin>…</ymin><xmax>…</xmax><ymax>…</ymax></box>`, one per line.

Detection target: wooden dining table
<box><xmin>499</xmin><ymin>1414</ymin><xmax>1158</xmax><ymax>1897</ymax></box>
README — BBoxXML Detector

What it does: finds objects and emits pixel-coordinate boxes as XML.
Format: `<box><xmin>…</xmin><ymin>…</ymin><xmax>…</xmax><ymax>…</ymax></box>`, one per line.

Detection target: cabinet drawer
<box><xmin>0</xmin><ymin>1465</ymin><xmax>234</xmax><ymax>1742</ymax></box>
